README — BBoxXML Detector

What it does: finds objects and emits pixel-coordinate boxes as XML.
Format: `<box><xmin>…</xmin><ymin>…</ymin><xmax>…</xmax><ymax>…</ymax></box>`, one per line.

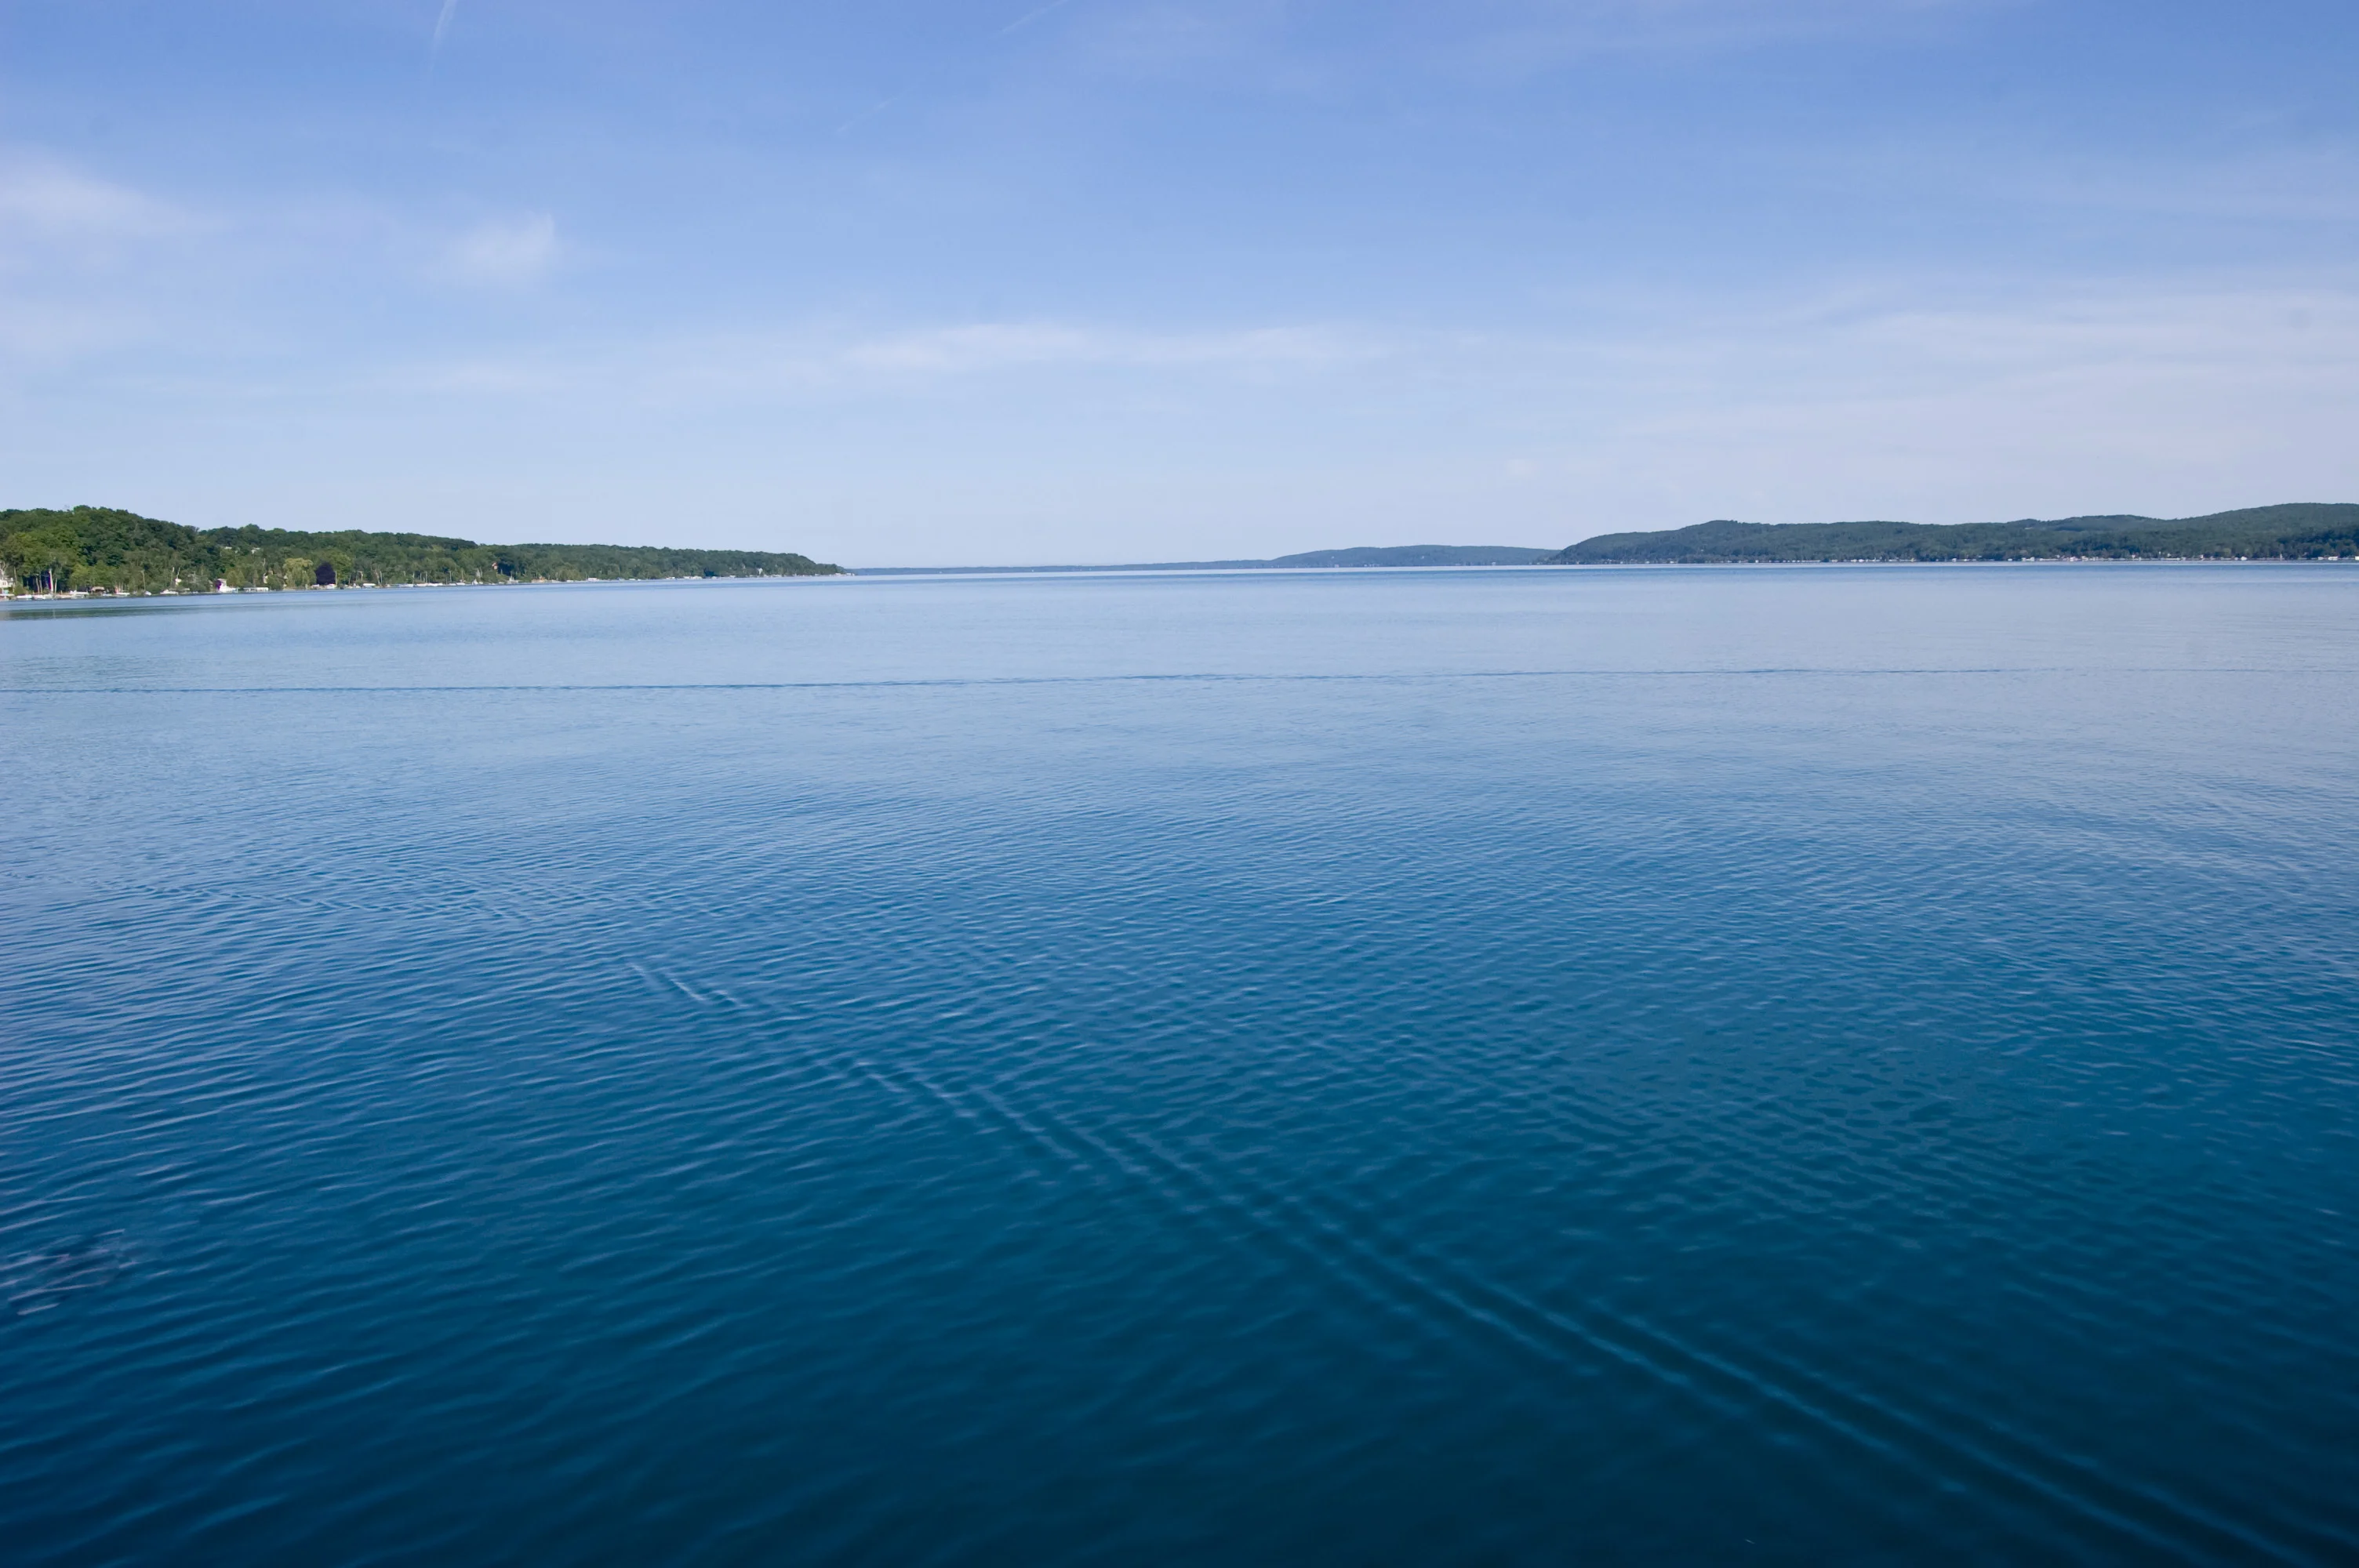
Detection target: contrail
<box><xmin>999</xmin><ymin>0</ymin><xmax>1085</xmax><ymax>34</ymax></box>
<box><xmin>834</xmin><ymin>90</ymin><xmax>908</xmax><ymax>137</ymax></box>
<box><xmin>432</xmin><ymin>0</ymin><xmax>460</xmax><ymax>49</ymax></box>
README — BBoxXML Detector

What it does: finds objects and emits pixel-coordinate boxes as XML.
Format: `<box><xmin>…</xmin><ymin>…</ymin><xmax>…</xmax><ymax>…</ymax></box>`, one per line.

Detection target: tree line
<box><xmin>1547</xmin><ymin>503</ymin><xmax>2359</xmax><ymax>564</ymax></box>
<box><xmin>1</xmin><ymin>506</ymin><xmax>841</xmax><ymax>595</ymax></box>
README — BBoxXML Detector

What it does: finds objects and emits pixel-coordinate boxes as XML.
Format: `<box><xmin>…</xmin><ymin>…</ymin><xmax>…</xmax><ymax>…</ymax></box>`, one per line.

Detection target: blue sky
<box><xmin>3</xmin><ymin>1</ymin><xmax>2354</xmax><ymax>563</ymax></box>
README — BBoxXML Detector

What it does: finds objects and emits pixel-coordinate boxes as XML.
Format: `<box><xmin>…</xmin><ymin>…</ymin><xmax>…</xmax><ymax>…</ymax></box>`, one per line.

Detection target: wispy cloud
<box><xmin>2000</xmin><ymin>147</ymin><xmax>2359</xmax><ymax>226</ymax></box>
<box><xmin>388</xmin><ymin>318</ymin><xmax>1383</xmax><ymax>400</ymax></box>
<box><xmin>1452</xmin><ymin>279</ymin><xmax>2359</xmax><ymax>528</ymax></box>
<box><xmin>837</xmin><ymin>321</ymin><xmax>1374</xmax><ymax>374</ymax></box>
<box><xmin>0</xmin><ymin>152</ymin><xmax>201</xmax><ymax>362</ymax></box>
<box><xmin>1001</xmin><ymin>0</ymin><xmax>1092</xmax><ymax>35</ymax></box>
<box><xmin>0</xmin><ymin>154</ymin><xmax>188</xmax><ymax>247</ymax></box>
<box><xmin>435</xmin><ymin>213</ymin><xmax>559</xmax><ymax>287</ymax></box>
<box><xmin>18</xmin><ymin>280</ymin><xmax>2354</xmax><ymax>557</ymax></box>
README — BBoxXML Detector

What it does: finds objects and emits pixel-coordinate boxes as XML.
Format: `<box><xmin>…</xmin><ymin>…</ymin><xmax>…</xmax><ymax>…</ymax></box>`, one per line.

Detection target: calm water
<box><xmin>4</xmin><ymin>566</ymin><xmax>2356</xmax><ymax>1565</ymax></box>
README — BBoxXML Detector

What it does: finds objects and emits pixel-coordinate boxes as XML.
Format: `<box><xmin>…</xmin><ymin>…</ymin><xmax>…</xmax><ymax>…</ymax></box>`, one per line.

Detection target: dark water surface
<box><xmin>4</xmin><ymin>566</ymin><xmax>2356</xmax><ymax>1564</ymax></box>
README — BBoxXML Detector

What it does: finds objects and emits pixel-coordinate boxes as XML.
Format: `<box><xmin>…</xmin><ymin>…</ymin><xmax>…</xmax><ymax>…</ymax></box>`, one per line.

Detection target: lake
<box><xmin>4</xmin><ymin>565</ymin><xmax>2355</xmax><ymax>1563</ymax></box>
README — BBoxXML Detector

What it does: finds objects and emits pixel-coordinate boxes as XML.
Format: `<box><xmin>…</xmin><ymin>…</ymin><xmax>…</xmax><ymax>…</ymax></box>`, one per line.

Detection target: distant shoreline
<box><xmin>14</xmin><ymin>503</ymin><xmax>2359</xmax><ymax>597</ymax></box>
<box><xmin>0</xmin><ymin>573</ymin><xmax>860</xmax><ymax>603</ymax></box>
<box><xmin>1</xmin><ymin>506</ymin><xmax>841</xmax><ymax>599</ymax></box>
<box><xmin>847</xmin><ymin>557</ymin><xmax>2357</xmax><ymax>578</ymax></box>
<box><xmin>863</xmin><ymin>506</ymin><xmax>2359</xmax><ymax>573</ymax></box>
<box><xmin>1544</xmin><ymin>503</ymin><xmax>2359</xmax><ymax>565</ymax></box>
<box><xmin>853</xmin><ymin>545</ymin><xmax>1554</xmax><ymax>575</ymax></box>
<box><xmin>9</xmin><ymin>555</ymin><xmax>2354</xmax><ymax>604</ymax></box>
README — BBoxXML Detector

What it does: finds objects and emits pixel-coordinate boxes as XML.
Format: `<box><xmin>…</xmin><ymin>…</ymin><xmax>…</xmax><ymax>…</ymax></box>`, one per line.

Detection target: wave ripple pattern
<box><xmin>3</xmin><ymin>567</ymin><xmax>2356</xmax><ymax>1565</ymax></box>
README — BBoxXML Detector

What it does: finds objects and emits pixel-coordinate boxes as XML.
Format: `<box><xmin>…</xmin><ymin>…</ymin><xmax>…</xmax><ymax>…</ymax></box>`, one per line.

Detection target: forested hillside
<box><xmin>1548</xmin><ymin>504</ymin><xmax>2359</xmax><ymax>564</ymax></box>
<box><xmin>0</xmin><ymin>506</ymin><xmax>841</xmax><ymax>595</ymax></box>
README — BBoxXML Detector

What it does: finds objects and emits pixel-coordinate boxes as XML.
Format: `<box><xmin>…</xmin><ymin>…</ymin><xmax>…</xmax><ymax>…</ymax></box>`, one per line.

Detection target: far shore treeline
<box><xmin>1547</xmin><ymin>503</ymin><xmax>2359</xmax><ymax>564</ymax></box>
<box><xmin>0</xmin><ymin>506</ymin><xmax>841</xmax><ymax>596</ymax></box>
<box><xmin>12</xmin><ymin>501</ymin><xmax>2359</xmax><ymax>597</ymax></box>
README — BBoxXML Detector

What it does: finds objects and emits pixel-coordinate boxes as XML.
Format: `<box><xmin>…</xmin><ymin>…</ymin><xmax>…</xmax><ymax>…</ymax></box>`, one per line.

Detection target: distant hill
<box><xmin>1545</xmin><ymin>504</ymin><xmax>2359</xmax><ymax>564</ymax></box>
<box><xmin>1</xmin><ymin>506</ymin><xmax>841</xmax><ymax>595</ymax></box>
<box><xmin>854</xmin><ymin>544</ymin><xmax>1554</xmax><ymax>575</ymax></box>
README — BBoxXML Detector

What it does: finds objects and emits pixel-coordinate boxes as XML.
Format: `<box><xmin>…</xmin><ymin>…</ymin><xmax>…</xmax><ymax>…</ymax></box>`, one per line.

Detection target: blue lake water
<box><xmin>4</xmin><ymin>564</ymin><xmax>2357</xmax><ymax>1564</ymax></box>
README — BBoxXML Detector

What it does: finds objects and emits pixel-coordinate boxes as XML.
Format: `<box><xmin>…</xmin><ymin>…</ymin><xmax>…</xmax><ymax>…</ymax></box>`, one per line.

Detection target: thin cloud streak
<box><xmin>837</xmin><ymin>0</ymin><xmax>1095</xmax><ymax>136</ymax></box>
<box><xmin>434</xmin><ymin>213</ymin><xmax>559</xmax><ymax>287</ymax></box>
<box><xmin>1001</xmin><ymin>0</ymin><xmax>1091</xmax><ymax>35</ymax></box>
<box><xmin>13</xmin><ymin>280</ymin><xmax>2353</xmax><ymax>561</ymax></box>
<box><xmin>355</xmin><ymin>280</ymin><xmax>2359</xmax><ymax>433</ymax></box>
<box><xmin>383</xmin><ymin>318</ymin><xmax>1387</xmax><ymax>398</ymax></box>
<box><xmin>0</xmin><ymin>154</ymin><xmax>191</xmax><ymax>244</ymax></box>
<box><xmin>837</xmin><ymin>320</ymin><xmax>1377</xmax><ymax>374</ymax></box>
